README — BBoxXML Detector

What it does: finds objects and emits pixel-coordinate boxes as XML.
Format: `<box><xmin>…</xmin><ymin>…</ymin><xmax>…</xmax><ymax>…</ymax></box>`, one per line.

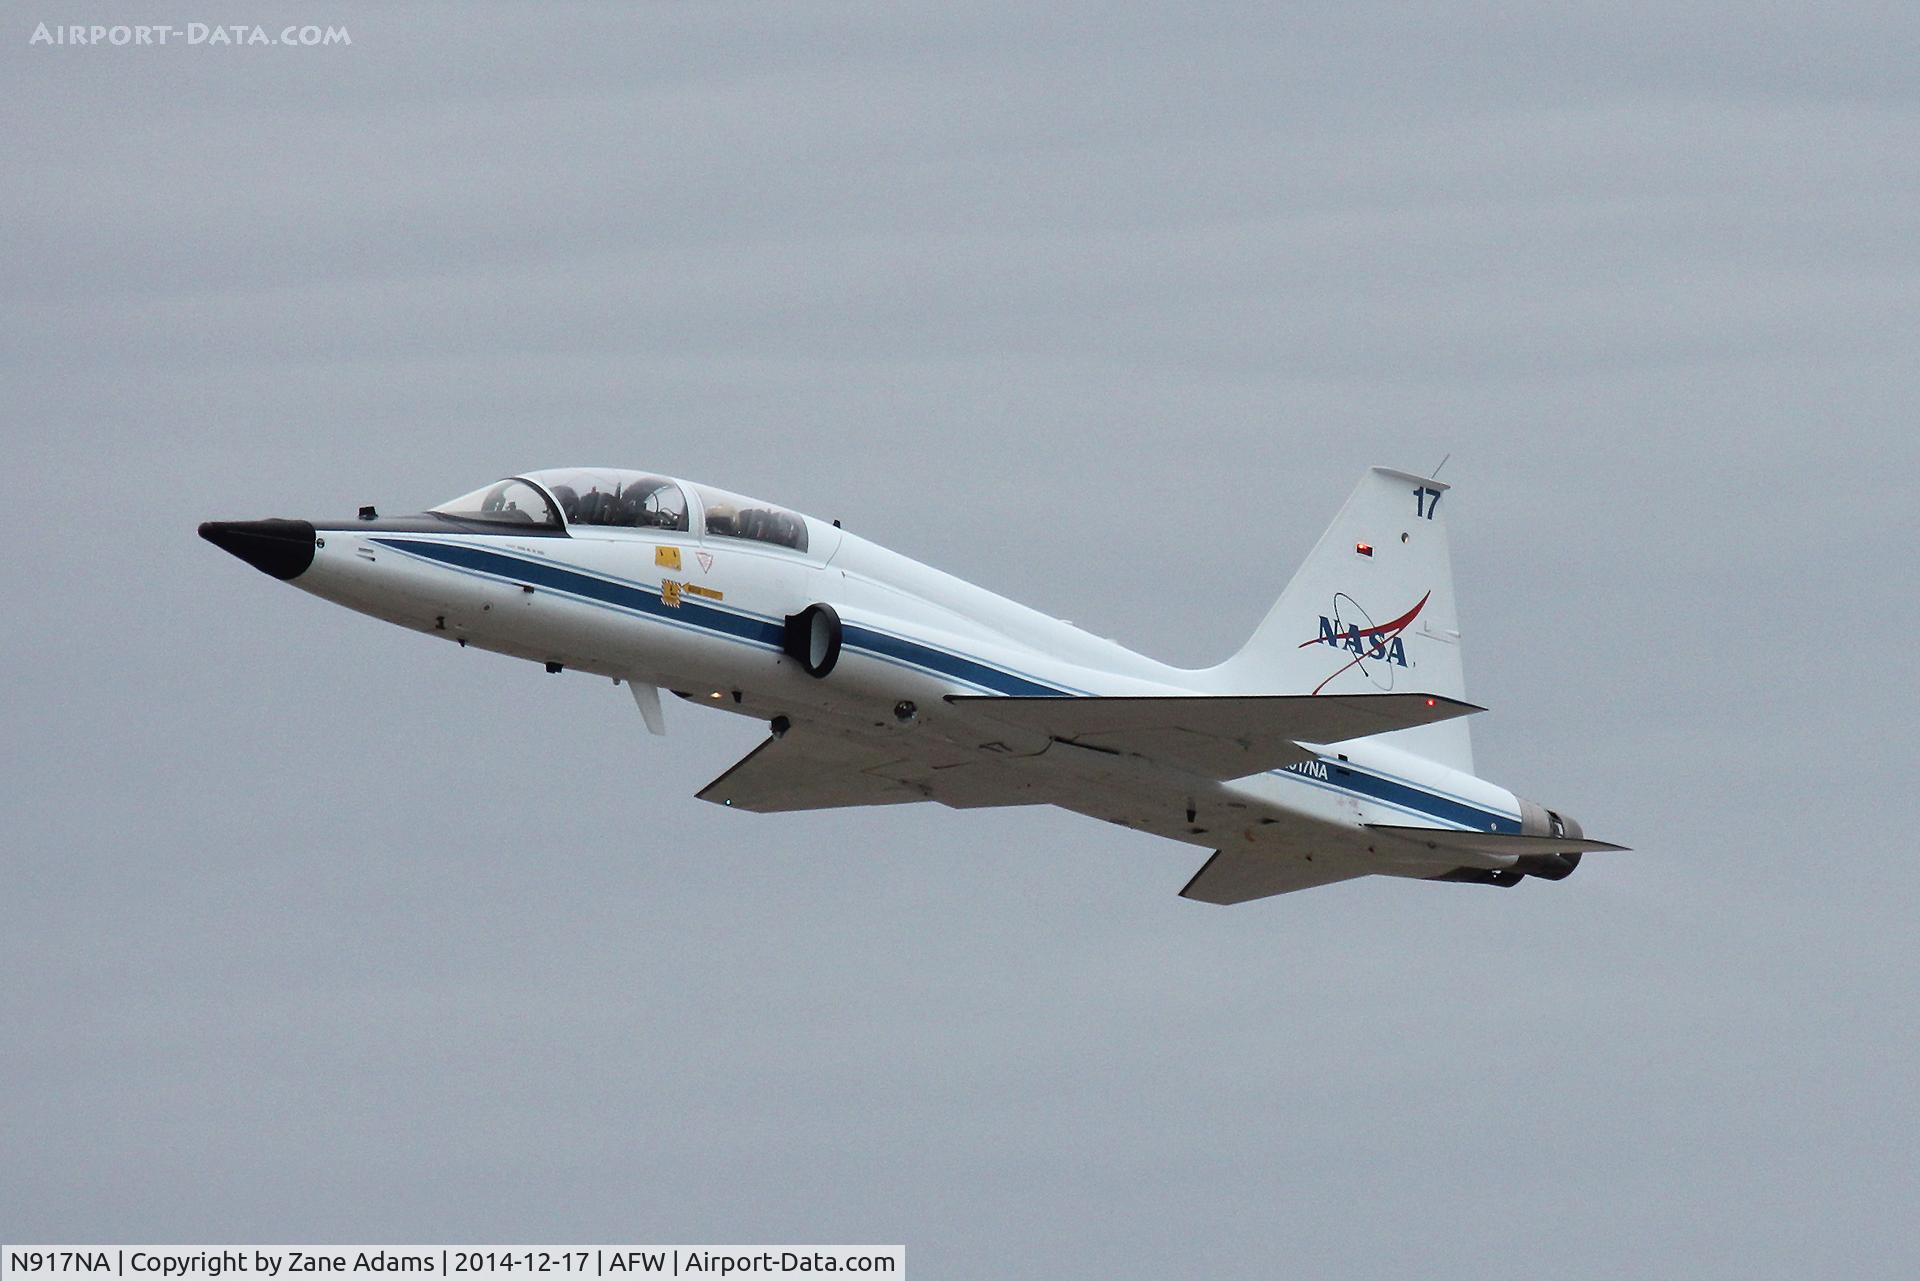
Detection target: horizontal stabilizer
<box><xmin>947</xmin><ymin>692</ymin><xmax>1480</xmax><ymax>780</ymax></box>
<box><xmin>1179</xmin><ymin>847</ymin><xmax>1372</xmax><ymax>904</ymax></box>
<box><xmin>1365</xmin><ymin>825</ymin><xmax>1629</xmax><ymax>857</ymax></box>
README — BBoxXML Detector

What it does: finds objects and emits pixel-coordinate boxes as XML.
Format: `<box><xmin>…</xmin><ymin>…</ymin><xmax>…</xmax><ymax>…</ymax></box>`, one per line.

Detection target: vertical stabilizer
<box><xmin>1211</xmin><ymin>467</ymin><xmax>1473</xmax><ymax>771</ymax></box>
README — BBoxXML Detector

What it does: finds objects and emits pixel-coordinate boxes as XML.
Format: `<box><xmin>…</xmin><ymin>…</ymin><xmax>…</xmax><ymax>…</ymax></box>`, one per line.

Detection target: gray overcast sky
<box><xmin>4</xmin><ymin>3</ymin><xmax>1917</xmax><ymax>1276</ymax></box>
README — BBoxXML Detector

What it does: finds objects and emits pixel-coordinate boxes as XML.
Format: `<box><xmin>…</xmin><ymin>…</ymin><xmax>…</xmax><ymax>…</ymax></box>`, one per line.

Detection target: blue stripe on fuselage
<box><xmin>842</xmin><ymin>624</ymin><xmax>1060</xmax><ymax>697</ymax></box>
<box><xmin>1327</xmin><ymin>765</ymin><xmax>1521</xmax><ymax>832</ymax></box>
<box><xmin>372</xmin><ymin>536</ymin><xmax>784</xmax><ymax>647</ymax></box>
<box><xmin>373</xmin><ymin>536</ymin><xmax>1516</xmax><ymax>831</ymax></box>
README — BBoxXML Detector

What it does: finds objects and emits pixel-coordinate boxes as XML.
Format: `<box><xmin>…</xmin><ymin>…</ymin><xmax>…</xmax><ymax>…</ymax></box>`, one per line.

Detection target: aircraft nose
<box><xmin>199</xmin><ymin>518</ymin><xmax>317</xmax><ymax>580</ymax></box>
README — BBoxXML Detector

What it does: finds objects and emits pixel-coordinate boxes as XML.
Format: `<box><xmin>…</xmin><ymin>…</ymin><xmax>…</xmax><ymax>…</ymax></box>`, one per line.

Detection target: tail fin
<box><xmin>1211</xmin><ymin>467</ymin><xmax>1473</xmax><ymax>772</ymax></box>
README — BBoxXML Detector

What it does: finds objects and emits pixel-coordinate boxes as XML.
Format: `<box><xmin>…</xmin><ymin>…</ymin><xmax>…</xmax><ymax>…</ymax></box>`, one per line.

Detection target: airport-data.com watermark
<box><xmin>29</xmin><ymin>21</ymin><xmax>351</xmax><ymax>47</ymax></box>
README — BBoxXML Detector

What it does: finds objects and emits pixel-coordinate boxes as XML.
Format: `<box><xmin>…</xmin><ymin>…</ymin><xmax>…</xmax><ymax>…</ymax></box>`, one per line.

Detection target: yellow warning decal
<box><xmin>661</xmin><ymin>580</ymin><xmax>682</xmax><ymax>608</ymax></box>
<box><xmin>655</xmin><ymin>545</ymin><xmax>682</xmax><ymax>570</ymax></box>
<box><xmin>683</xmin><ymin>583</ymin><xmax>724</xmax><ymax>602</ymax></box>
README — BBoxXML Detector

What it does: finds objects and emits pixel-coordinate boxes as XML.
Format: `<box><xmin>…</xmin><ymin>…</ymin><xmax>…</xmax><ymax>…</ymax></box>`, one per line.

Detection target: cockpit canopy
<box><xmin>689</xmin><ymin>482</ymin><xmax>807</xmax><ymax>552</ymax></box>
<box><xmin>431</xmin><ymin>469</ymin><xmax>809</xmax><ymax>552</ymax></box>
<box><xmin>430</xmin><ymin>477</ymin><xmax>562</xmax><ymax>528</ymax></box>
<box><xmin>526</xmin><ymin>468</ymin><xmax>690</xmax><ymax>531</ymax></box>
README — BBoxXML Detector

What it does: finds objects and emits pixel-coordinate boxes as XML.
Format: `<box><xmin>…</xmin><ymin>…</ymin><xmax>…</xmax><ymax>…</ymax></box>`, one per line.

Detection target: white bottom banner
<box><xmin>1</xmin><ymin>1249</ymin><xmax>903</xmax><ymax>1281</ymax></box>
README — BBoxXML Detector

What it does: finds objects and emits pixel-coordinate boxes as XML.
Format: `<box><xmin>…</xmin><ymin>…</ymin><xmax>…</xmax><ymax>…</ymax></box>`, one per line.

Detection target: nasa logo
<box><xmin>1315</xmin><ymin>616</ymin><xmax>1408</xmax><ymax>666</ymax></box>
<box><xmin>1297</xmin><ymin>590</ymin><xmax>1431</xmax><ymax>694</ymax></box>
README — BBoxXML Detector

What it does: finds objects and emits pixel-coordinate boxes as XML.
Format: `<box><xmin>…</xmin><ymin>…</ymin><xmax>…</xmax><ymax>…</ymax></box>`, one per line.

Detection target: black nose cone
<box><xmin>199</xmin><ymin>519</ymin><xmax>317</xmax><ymax>580</ymax></box>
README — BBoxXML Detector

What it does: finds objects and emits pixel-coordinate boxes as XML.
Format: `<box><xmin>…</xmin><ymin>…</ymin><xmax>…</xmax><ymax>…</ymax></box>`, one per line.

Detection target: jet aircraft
<box><xmin>201</xmin><ymin>466</ymin><xmax>1621</xmax><ymax>902</ymax></box>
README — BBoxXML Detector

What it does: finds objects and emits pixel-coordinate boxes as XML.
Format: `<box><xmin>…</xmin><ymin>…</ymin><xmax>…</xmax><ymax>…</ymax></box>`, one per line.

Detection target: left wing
<box><xmin>696</xmin><ymin>729</ymin><xmax>929</xmax><ymax>812</ymax></box>
<box><xmin>696</xmin><ymin>726</ymin><xmax>1048</xmax><ymax>813</ymax></box>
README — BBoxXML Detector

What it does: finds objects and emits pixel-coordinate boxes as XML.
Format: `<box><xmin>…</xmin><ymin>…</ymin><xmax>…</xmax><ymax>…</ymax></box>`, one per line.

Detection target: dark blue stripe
<box><xmin>1331</xmin><ymin>765</ymin><xmax>1521</xmax><ymax>832</ymax></box>
<box><xmin>378</xmin><ymin>537</ymin><xmax>1517</xmax><ymax>830</ymax></box>
<box><xmin>843</xmin><ymin>625</ymin><xmax>1060</xmax><ymax>697</ymax></box>
<box><xmin>372</xmin><ymin>538</ymin><xmax>784</xmax><ymax>647</ymax></box>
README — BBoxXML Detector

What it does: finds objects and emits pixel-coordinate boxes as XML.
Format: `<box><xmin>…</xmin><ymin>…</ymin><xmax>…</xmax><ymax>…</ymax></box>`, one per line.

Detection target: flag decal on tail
<box><xmin>1300</xmin><ymin>591</ymin><xmax>1429</xmax><ymax>694</ymax></box>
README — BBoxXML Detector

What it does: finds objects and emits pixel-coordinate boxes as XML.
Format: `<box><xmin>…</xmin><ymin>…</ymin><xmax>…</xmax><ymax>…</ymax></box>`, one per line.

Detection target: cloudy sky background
<box><xmin>5</xmin><ymin>4</ymin><xmax>1917</xmax><ymax>1276</ymax></box>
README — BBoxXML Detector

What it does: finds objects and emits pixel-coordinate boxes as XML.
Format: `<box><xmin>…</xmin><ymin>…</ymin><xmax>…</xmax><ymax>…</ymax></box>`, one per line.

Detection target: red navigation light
<box><xmin>1355</xmin><ymin>542</ymin><xmax>1373</xmax><ymax>557</ymax></box>
<box><xmin>1425</xmin><ymin>697</ymin><xmax>1437</xmax><ymax>707</ymax></box>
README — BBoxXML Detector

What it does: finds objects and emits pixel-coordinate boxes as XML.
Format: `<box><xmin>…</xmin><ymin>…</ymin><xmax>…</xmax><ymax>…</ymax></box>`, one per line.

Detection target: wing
<box><xmin>697</xmin><ymin>729</ymin><xmax>930</xmax><ymax>812</ymax></box>
<box><xmin>946</xmin><ymin>692</ymin><xmax>1480</xmax><ymax>780</ymax></box>
<box><xmin>696</xmin><ymin>725</ymin><xmax>1049</xmax><ymax>813</ymax></box>
<box><xmin>1178</xmin><ymin>846</ymin><xmax>1374</xmax><ymax>904</ymax></box>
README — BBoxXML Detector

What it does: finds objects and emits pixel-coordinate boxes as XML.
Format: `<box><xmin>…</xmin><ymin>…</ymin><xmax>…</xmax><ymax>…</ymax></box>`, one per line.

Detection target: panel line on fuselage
<box><xmin>368</xmin><ymin>536</ymin><xmax>1518</xmax><ymax>832</ymax></box>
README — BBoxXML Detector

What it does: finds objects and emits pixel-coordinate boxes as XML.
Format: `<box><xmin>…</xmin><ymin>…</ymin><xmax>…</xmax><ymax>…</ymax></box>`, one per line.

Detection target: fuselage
<box><xmin>202</xmin><ymin>467</ymin><xmax>1553</xmax><ymax>883</ymax></box>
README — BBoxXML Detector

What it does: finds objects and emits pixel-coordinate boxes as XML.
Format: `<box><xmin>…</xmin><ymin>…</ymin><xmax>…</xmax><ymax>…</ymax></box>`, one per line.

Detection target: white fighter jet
<box><xmin>202</xmin><ymin>466</ymin><xmax>1621</xmax><ymax>902</ymax></box>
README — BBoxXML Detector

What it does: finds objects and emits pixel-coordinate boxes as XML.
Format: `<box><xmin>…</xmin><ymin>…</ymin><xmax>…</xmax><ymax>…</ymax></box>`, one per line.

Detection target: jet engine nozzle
<box><xmin>1514</xmin><ymin>799</ymin><xmax>1586</xmax><ymax>880</ymax></box>
<box><xmin>199</xmin><ymin>519</ymin><xmax>317</xmax><ymax>580</ymax></box>
<box><xmin>1512</xmin><ymin>851</ymin><xmax>1582</xmax><ymax>880</ymax></box>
